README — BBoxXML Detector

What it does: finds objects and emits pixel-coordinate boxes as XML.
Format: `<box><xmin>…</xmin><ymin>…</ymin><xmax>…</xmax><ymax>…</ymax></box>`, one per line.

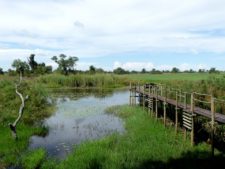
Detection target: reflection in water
<box><xmin>29</xmin><ymin>89</ymin><xmax>129</xmax><ymax>159</ymax></box>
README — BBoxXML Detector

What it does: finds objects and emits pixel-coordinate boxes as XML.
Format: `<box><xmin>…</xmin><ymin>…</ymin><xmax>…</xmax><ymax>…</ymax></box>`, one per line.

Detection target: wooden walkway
<box><xmin>137</xmin><ymin>91</ymin><xmax>225</xmax><ymax>124</ymax></box>
<box><xmin>129</xmin><ymin>83</ymin><xmax>225</xmax><ymax>153</ymax></box>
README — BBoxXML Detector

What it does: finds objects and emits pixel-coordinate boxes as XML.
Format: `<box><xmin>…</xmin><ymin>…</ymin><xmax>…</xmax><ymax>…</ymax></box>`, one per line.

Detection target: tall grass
<box><xmin>37</xmin><ymin>73</ymin><xmax>128</xmax><ymax>88</ymax></box>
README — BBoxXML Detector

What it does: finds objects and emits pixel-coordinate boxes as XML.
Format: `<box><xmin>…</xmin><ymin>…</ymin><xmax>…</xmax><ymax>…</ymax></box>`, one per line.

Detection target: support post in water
<box><xmin>191</xmin><ymin>93</ymin><xmax>195</xmax><ymax>146</ymax></box>
<box><xmin>211</xmin><ymin>96</ymin><xmax>215</xmax><ymax>157</ymax></box>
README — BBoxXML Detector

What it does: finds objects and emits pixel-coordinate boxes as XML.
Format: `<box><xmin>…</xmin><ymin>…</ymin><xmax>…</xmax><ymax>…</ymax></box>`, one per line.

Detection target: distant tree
<box><xmin>131</xmin><ymin>70</ymin><xmax>138</xmax><ymax>74</ymax></box>
<box><xmin>52</xmin><ymin>54</ymin><xmax>79</xmax><ymax>75</ymax></box>
<box><xmin>198</xmin><ymin>69</ymin><xmax>206</xmax><ymax>73</ymax></box>
<box><xmin>28</xmin><ymin>54</ymin><xmax>38</xmax><ymax>72</ymax></box>
<box><xmin>12</xmin><ymin>59</ymin><xmax>30</xmax><ymax>75</ymax></box>
<box><xmin>141</xmin><ymin>68</ymin><xmax>146</xmax><ymax>73</ymax></box>
<box><xmin>113</xmin><ymin>67</ymin><xmax>127</xmax><ymax>74</ymax></box>
<box><xmin>96</xmin><ymin>68</ymin><xmax>104</xmax><ymax>73</ymax></box>
<box><xmin>89</xmin><ymin>65</ymin><xmax>96</xmax><ymax>74</ymax></box>
<box><xmin>209</xmin><ymin>67</ymin><xmax>219</xmax><ymax>74</ymax></box>
<box><xmin>171</xmin><ymin>67</ymin><xmax>180</xmax><ymax>73</ymax></box>
<box><xmin>0</xmin><ymin>67</ymin><xmax>4</xmax><ymax>74</ymax></box>
<box><xmin>150</xmin><ymin>68</ymin><xmax>162</xmax><ymax>74</ymax></box>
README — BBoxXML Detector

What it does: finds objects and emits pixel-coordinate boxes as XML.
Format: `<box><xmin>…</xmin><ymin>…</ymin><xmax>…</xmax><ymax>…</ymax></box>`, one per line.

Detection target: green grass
<box><xmin>51</xmin><ymin>105</ymin><xmax>222</xmax><ymax>169</ymax></box>
<box><xmin>36</xmin><ymin>73</ymin><xmax>127</xmax><ymax>88</ymax></box>
<box><xmin>0</xmin><ymin>124</ymin><xmax>47</xmax><ymax>168</ymax></box>
<box><xmin>118</xmin><ymin>73</ymin><xmax>224</xmax><ymax>83</ymax></box>
<box><xmin>0</xmin><ymin>77</ymin><xmax>54</xmax><ymax>168</ymax></box>
<box><xmin>21</xmin><ymin>148</ymin><xmax>46</xmax><ymax>169</ymax></box>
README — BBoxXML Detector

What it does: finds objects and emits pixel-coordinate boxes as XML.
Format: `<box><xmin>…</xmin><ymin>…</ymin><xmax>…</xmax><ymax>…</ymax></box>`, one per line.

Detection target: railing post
<box><xmin>191</xmin><ymin>93</ymin><xmax>195</xmax><ymax>146</ymax></box>
<box><xmin>163</xmin><ymin>97</ymin><xmax>167</xmax><ymax>126</ymax></box>
<box><xmin>129</xmin><ymin>82</ymin><xmax>131</xmax><ymax>106</ymax></box>
<box><xmin>143</xmin><ymin>85</ymin><xmax>145</xmax><ymax>110</ymax></box>
<box><xmin>184</xmin><ymin>92</ymin><xmax>187</xmax><ymax>109</ymax></box>
<box><xmin>134</xmin><ymin>84</ymin><xmax>136</xmax><ymax>105</ymax></box>
<box><xmin>160</xmin><ymin>85</ymin><xmax>163</xmax><ymax>96</ymax></box>
<box><xmin>211</xmin><ymin>96</ymin><xmax>215</xmax><ymax>157</ymax></box>
<box><xmin>155</xmin><ymin>86</ymin><xmax>158</xmax><ymax>120</ymax></box>
<box><xmin>148</xmin><ymin>85</ymin><xmax>151</xmax><ymax>115</ymax></box>
<box><xmin>175</xmin><ymin>91</ymin><xmax>178</xmax><ymax>134</ymax></box>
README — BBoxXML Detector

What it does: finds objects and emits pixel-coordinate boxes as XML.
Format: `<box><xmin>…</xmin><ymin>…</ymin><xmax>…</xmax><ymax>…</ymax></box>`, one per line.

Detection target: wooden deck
<box><xmin>135</xmin><ymin>88</ymin><xmax>225</xmax><ymax>124</ymax></box>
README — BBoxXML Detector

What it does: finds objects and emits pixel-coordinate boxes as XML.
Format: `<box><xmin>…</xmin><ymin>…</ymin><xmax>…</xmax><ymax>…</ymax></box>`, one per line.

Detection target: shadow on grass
<box><xmin>135</xmin><ymin>151</ymin><xmax>225</xmax><ymax>169</ymax></box>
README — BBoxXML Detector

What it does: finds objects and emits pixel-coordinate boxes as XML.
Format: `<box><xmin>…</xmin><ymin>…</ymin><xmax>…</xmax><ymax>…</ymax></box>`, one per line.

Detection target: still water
<box><xmin>29</xmin><ymin>89</ymin><xmax>129</xmax><ymax>159</ymax></box>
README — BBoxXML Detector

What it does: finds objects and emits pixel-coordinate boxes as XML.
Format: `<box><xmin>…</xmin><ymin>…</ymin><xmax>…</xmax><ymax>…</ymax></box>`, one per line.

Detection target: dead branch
<box><xmin>9</xmin><ymin>71</ymin><xmax>29</xmax><ymax>140</ymax></box>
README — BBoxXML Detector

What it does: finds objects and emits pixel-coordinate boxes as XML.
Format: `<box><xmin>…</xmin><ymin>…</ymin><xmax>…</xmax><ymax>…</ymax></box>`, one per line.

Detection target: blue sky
<box><xmin>0</xmin><ymin>0</ymin><xmax>225</xmax><ymax>71</ymax></box>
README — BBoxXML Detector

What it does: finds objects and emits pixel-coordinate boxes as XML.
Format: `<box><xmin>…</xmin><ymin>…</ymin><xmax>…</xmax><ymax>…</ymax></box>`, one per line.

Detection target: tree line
<box><xmin>0</xmin><ymin>54</ymin><xmax>222</xmax><ymax>75</ymax></box>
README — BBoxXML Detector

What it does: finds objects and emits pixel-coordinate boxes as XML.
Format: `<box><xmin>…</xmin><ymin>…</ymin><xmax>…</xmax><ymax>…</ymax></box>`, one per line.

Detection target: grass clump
<box><xmin>21</xmin><ymin>149</ymin><xmax>46</xmax><ymax>169</ymax></box>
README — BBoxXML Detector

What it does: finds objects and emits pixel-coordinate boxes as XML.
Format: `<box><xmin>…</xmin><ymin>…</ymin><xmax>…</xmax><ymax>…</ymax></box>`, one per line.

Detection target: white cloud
<box><xmin>113</xmin><ymin>62</ymin><xmax>208</xmax><ymax>71</ymax></box>
<box><xmin>0</xmin><ymin>0</ymin><xmax>225</xmax><ymax>69</ymax></box>
<box><xmin>113</xmin><ymin>61</ymin><xmax>154</xmax><ymax>71</ymax></box>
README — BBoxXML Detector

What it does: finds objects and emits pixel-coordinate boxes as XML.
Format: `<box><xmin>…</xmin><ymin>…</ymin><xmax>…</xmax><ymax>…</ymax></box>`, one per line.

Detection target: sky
<box><xmin>0</xmin><ymin>0</ymin><xmax>225</xmax><ymax>71</ymax></box>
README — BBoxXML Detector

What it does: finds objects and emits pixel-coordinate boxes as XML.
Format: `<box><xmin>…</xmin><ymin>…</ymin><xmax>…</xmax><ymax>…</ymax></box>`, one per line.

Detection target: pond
<box><xmin>29</xmin><ymin>89</ymin><xmax>129</xmax><ymax>159</ymax></box>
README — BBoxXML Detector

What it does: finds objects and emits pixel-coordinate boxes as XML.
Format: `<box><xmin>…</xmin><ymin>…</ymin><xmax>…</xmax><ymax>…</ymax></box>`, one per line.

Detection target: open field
<box><xmin>118</xmin><ymin>73</ymin><xmax>224</xmax><ymax>83</ymax></box>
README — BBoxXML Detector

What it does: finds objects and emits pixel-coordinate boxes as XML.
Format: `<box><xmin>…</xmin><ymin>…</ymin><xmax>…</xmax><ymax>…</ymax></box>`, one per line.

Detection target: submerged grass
<box><xmin>51</xmin><ymin>105</ymin><xmax>222</xmax><ymax>169</ymax></box>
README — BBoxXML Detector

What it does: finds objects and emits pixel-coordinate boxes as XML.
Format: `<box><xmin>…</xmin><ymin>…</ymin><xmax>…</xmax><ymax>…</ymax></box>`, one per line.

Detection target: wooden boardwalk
<box><xmin>129</xmin><ymin>83</ymin><xmax>225</xmax><ymax>153</ymax></box>
<box><xmin>136</xmin><ymin>91</ymin><xmax>225</xmax><ymax>124</ymax></box>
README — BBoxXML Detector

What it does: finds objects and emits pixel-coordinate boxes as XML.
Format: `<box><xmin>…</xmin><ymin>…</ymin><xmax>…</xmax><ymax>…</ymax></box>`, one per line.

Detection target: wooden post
<box><xmin>184</xmin><ymin>92</ymin><xmax>187</xmax><ymax>109</ymax></box>
<box><xmin>129</xmin><ymin>82</ymin><xmax>131</xmax><ymax>106</ymax></box>
<box><xmin>134</xmin><ymin>84</ymin><xmax>136</xmax><ymax>105</ymax></box>
<box><xmin>155</xmin><ymin>86</ymin><xmax>158</xmax><ymax>120</ymax></box>
<box><xmin>211</xmin><ymin>96</ymin><xmax>215</xmax><ymax>157</ymax></box>
<box><xmin>175</xmin><ymin>91</ymin><xmax>178</xmax><ymax>134</ymax></box>
<box><xmin>163</xmin><ymin>97</ymin><xmax>166</xmax><ymax>126</ymax></box>
<box><xmin>191</xmin><ymin>93</ymin><xmax>195</xmax><ymax>146</ymax></box>
<box><xmin>148</xmin><ymin>86</ymin><xmax>151</xmax><ymax>115</ymax></box>
<box><xmin>160</xmin><ymin>85</ymin><xmax>163</xmax><ymax>96</ymax></box>
<box><xmin>184</xmin><ymin>128</ymin><xmax>187</xmax><ymax>141</ymax></box>
<box><xmin>143</xmin><ymin>89</ymin><xmax>145</xmax><ymax>110</ymax></box>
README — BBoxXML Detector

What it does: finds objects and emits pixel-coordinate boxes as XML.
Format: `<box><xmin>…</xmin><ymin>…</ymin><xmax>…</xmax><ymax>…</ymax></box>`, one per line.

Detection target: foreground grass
<box><xmin>38</xmin><ymin>105</ymin><xmax>223</xmax><ymax>169</ymax></box>
<box><xmin>0</xmin><ymin>77</ymin><xmax>54</xmax><ymax>169</ymax></box>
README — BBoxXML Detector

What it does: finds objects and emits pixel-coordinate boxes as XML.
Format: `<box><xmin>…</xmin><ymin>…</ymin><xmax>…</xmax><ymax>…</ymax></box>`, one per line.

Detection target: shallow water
<box><xmin>29</xmin><ymin>89</ymin><xmax>129</xmax><ymax>159</ymax></box>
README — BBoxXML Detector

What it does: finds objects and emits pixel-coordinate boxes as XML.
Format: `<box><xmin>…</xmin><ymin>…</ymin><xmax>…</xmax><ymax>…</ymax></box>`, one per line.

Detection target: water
<box><xmin>29</xmin><ymin>89</ymin><xmax>129</xmax><ymax>159</ymax></box>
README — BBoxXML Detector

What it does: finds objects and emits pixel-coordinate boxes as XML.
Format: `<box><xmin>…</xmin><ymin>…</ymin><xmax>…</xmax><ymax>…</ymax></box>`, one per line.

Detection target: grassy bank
<box><xmin>0</xmin><ymin>77</ymin><xmax>54</xmax><ymax>168</ymax></box>
<box><xmin>36</xmin><ymin>105</ymin><xmax>223</xmax><ymax>169</ymax></box>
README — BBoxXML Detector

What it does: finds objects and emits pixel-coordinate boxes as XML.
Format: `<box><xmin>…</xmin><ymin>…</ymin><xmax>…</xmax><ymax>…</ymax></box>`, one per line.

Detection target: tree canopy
<box><xmin>12</xmin><ymin>59</ymin><xmax>30</xmax><ymax>74</ymax></box>
<box><xmin>52</xmin><ymin>54</ymin><xmax>78</xmax><ymax>75</ymax></box>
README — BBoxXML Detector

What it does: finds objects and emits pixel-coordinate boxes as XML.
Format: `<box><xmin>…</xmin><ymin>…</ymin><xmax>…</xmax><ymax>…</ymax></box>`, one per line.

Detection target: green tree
<box><xmin>12</xmin><ymin>59</ymin><xmax>30</xmax><ymax>75</ymax></box>
<box><xmin>0</xmin><ymin>67</ymin><xmax>4</xmax><ymax>74</ymax></box>
<box><xmin>209</xmin><ymin>67</ymin><xmax>219</xmax><ymax>74</ymax></box>
<box><xmin>141</xmin><ymin>68</ymin><xmax>146</xmax><ymax>73</ymax></box>
<box><xmin>89</xmin><ymin>65</ymin><xmax>96</xmax><ymax>74</ymax></box>
<box><xmin>28</xmin><ymin>54</ymin><xmax>38</xmax><ymax>72</ymax></box>
<box><xmin>52</xmin><ymin>54</ymin><xmax>78</xmax><ymax>75</ymax></box>
<box><xmin>171</xmin><ymin>67</ymin><xmax>180</xmax><ymax>73</ymax></box>
<box><xmin>113</xmin><ymin>67</ymin><xmax>127</xmax><ymax>74</ymax></box>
